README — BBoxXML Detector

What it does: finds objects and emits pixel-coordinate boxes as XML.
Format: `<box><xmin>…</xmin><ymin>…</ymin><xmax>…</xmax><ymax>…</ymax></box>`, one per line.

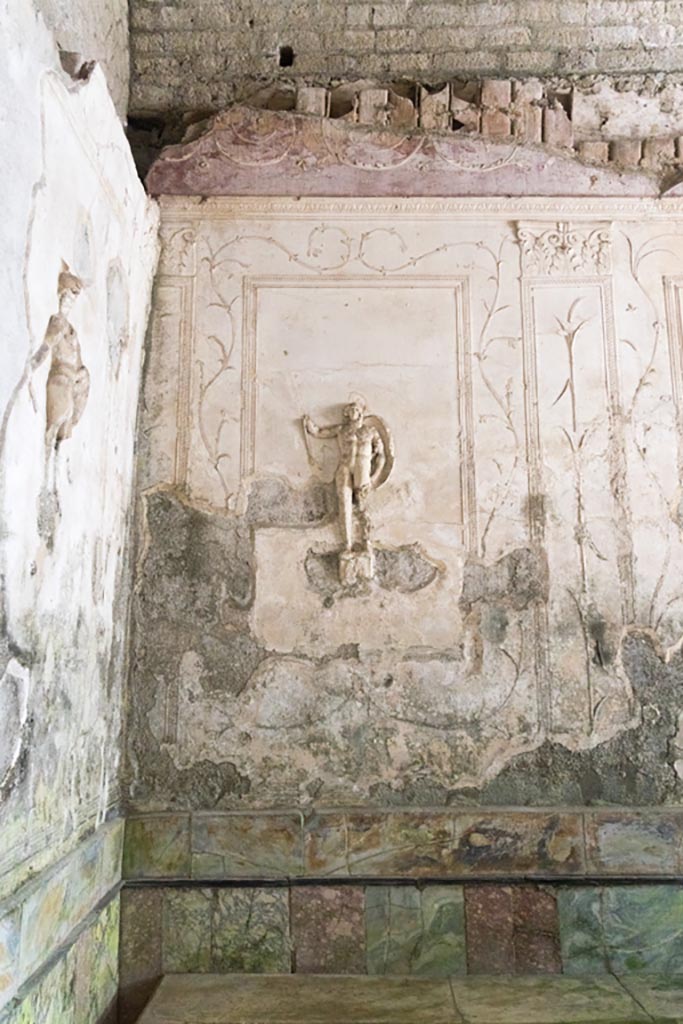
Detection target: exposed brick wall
<box><xmin>129</xmin><ymin>0</ymin><xmax>683</xmax><ymax>114</ymax></box>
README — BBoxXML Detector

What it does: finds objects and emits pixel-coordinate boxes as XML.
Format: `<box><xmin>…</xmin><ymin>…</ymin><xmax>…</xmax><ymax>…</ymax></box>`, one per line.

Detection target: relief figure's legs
<box><xmin>336</xmin><ymin>464</ymin><xmax>354</xmax><ymax>551</ymax></box>
<box><xmin>45</xmin><ymin>369</ymin><xmax>74</xmax><ymax>447</ymax></box>
<box><xmin>356</xmin><ymin>483</ymin><xmax>372</xmax><ymax>552</ymax></box>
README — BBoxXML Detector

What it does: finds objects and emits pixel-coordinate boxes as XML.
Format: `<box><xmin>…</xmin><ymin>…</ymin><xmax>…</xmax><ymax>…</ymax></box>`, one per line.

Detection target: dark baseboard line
<box><xmin>122</xmin><ymin>874</ymin><xmax>683</xmax><ymax>889</ymax></box>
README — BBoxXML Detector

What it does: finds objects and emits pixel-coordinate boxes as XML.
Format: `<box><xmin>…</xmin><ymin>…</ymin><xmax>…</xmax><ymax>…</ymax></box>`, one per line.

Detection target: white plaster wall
<box><xmin>36</xmin><ymin>0</ymin><xmax>129</xmax><ymax>116</ymax></box>
<box><xmin>0</xmin><ymin>0</ymin><xmax>158</xmax><ymax>904</ymax></box>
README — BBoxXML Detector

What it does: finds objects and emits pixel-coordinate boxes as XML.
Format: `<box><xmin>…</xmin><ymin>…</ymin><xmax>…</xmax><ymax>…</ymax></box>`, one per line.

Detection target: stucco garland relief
<box><xmin>151</xmin><ymin>105</ymin><xmax>522</xmax><ymax>179</ymax></box>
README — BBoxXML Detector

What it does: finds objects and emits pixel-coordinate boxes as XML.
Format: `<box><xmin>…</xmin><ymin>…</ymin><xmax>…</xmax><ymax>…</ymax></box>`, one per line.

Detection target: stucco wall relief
<box><xmin>303</xmin><ymin>400</ymin><xmax>394</xmax><ymax>585</ymax></box>
<box><xmin>43</xmin><ymin>267</ymin><xmax>90</xmax><ymax>447</ymax></box>
<box><xmin>128</xmin><ymin>198</ymin><xmax>683</xmax><ymax>811</ymax></box>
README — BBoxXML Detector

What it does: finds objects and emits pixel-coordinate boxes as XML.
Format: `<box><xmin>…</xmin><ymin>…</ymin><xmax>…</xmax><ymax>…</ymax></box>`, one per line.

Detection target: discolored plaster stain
<box><xmin>474</xmin><ymin>635</ymin><xmax>683</xmax><ymax>807</ymax></box>
<box><xmin>142</xmin><ymin>489</ymin><xmax>255</xmax><ymax>617</ymax></box>
<box><xmin>36</xmin><ymin>483</ymin><xmax>60</xmax><ymax>553</ymax></box>
<box><xmin>246</xmin><ymin>476</ymin><xmax>336</xmax><ymax>528</ymax></box>
<box><xmin>193</xmin><ymin>634</ymin><xmax>266</xmax><ymax>697</ymax></box>
<box><xmin>461</xmin><ymin>547</ymin><xmax>549</xmax><ymax>614</ymax></box>
<box><xmin>375</xmin><ymin>545</ymin><xmax>443</xmax><ymax>593</ymax></box>
<box><xmin>523</xmin><ymin>494</ymin><xmax>547</xmax><ymax>535</ymax></box>
<box><xmin>0</xmin><ymin>588</ymin><xmax>34</xmax><ymax>807</ymax></box>
<box><xmin>127</xmin><ymin>484</ymin><xmax>683</xmax><ymax>809</ymax></box>
<box><xmin>302</xmin><ymin>549</ymin><xmax>340</xmax><ymax>599</ymax></box>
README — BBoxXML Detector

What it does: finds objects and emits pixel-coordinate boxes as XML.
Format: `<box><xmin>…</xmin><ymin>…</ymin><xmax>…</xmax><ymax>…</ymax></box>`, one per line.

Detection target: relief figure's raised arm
<box><xmin>302</xmin><ymin>414</ymin><xmax>341</xmax><ymax>439</ymax></box>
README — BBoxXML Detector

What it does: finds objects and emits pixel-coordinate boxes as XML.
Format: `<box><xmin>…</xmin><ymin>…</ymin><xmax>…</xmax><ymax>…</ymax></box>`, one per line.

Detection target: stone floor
<box><xmin>137</xmin><ymin>973</ymin><xmax>683</xmax><ymax>1023</ymax></box>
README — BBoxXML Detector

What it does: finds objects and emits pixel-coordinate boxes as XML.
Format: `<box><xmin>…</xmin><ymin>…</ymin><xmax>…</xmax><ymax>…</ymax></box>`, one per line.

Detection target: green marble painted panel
<box><xmin>124</xmin><ymin>815</ymin><xmax>191</xmax><ymax>879</ymax></box>
<box><xmin>0</xmin><ymin>959</ymin><xmax>72</xmax><ymax>1024</ymax></box>
<box><xmin>192</xmin><ymin>814</ymin><xmax>302</xmax><ymax>879</ymax></box>
<box><xmin>304</xmin><ymin>812</ymin><xmax>455</xmax><ymax>877</ymax></box>
<box><xmin>0</xmin><ymin>897</ymin><xmax>118</xmax><ymax>1024</ymax></box>
<box><xmin>558</xmin><ymin>888</ymin><xmax>609</xmax><ymax>974</ymax></box>
<box><xmin>90</xmin><ymin>897</ymin><xmax>120</xmax><ymax>1018</ymax></box>
<box><xmin>559</xmin><ymin>886</ymin><xmax>683</xmax><ymax>975</ymax></box>
<box><xmin>603</xmin><ymin>886</ymin><xmax>683</xmax><ymax>974</ymax></box>
<box><xmin>17</xmin><ymin>869</ymin><xmax>69</xmax><ymax>976</ymax></box>
<box><xmin>366</xmin><ymin>886</ymin><xmax>465</xmax><ymax>976</ymax></box>
<box><xmin>161</xmin><ymin>888</ymin><xmax>291</xmax><ymax>974</ymax></box>
<box><xmin>162</xmin><ymin>889</ymin><xmax>212</xmax><ymax>972</ymax></box>
<box><xmin>212</xmin><ymin>889</ymin><xmax>291</xmax><ymax>973</ymax></box>
<box><xmin>585</xmin><ymin>813</ymin><xmax>683</xmax><ymax>875</ymax></box>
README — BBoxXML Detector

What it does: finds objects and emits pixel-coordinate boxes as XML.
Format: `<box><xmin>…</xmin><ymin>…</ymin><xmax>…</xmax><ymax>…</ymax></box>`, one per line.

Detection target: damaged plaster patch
<box><xmin>0</xmin><ymin>653</ymin><xmax>31</xmax><ymax>802</ymax></box>
<box><xmin>304</xmin><ymin>543</ymin><xmax>442</xmax><ymax>602</ymax></box>
<box><xmin>129</xmin><ymin>489</ymin><xmax>260</xmax><ymax>808</ymax></box>
<box><xmin>246</xmin><ymin>476</ymin><xmax>336</xmax><ymax>528</ymax></box>
<box><xmin>471</xmin><ymin>635</ymin><xmax>683</xmax><ymax>806</ymax></box>
<box><xmin>130</xmin><ymin>487</ymin><xmax>537</xmax><ymax>808</ymax></box>
<box><xmin>461</xmin><ymin>547</ymin><xmax>549</xmax><ymax>612</ymax></box>
<box><xmin>142</xmin><ymin>489</ymin><xmax>255</xmax><ymax>615</ymax></box>
<box><xmin>128</xmin><ymin>486</ymin><xmax>659</xmax><ymax>808</ymax></box>
<box><xmin>670</xmin><ymin>710</ymin><xmax>683</xmax><ymax>780</ymax></box>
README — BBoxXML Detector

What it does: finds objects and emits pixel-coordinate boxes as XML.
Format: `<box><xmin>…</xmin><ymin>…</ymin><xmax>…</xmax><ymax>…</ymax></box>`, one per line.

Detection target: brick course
<box><xmin>129</xmin><ymin>0</ymin><xmax>683</xmax><ymax>114</ymax></box>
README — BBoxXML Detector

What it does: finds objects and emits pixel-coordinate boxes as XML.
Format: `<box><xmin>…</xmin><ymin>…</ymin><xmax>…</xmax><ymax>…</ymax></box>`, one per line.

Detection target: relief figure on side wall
<box><xmin>44</xmin><ymin>268</ymin><xmax>90</xmax><ymax>447</ymax></box>
<box><xmin>303</xmin><ymin>399</ymin><xmax>394</xmax><ymax>585</ymax></box>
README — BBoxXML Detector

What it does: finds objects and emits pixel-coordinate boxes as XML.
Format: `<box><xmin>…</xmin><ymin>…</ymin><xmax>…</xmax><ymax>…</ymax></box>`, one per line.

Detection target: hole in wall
<box><xmin>278</xmin><ymin>45</ymin><xmax>295</xmax><ymax>67</ymax></box>
<box><xmin>548</xmin><ymin>89</ymin><xmax>572</xmax><ymax>115</ymax></box>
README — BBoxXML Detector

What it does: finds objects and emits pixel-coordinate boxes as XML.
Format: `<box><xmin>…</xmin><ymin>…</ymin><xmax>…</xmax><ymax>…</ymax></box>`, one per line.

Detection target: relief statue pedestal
<box><xmin>339</xmin><ymin>548</ymin><xmax>375</xmax><ymax>587</ymax></box>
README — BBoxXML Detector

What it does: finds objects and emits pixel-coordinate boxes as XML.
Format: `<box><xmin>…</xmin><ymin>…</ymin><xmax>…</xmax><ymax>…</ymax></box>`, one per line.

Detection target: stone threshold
<box><xmin>138</xmin><ymin>972</ymin><xmax>683</xmax><ymax>1023</ymax></box>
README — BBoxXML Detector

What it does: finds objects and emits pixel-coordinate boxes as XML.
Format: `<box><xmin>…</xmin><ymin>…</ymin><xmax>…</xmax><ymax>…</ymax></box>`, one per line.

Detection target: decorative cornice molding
<box><xmin>157</xmin><ymin>194</ymin><xmax>683</xmax><ymax>221</ymax></box>
<box><xmin>146</xmin><ymin>105</ymin><xmax>663</xmax><ymax>200</ymax></box>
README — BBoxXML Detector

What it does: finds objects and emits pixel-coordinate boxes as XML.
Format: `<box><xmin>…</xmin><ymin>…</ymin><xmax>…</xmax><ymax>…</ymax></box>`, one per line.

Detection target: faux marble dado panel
<box><xmin>130</xmin><ymin>196</ymin><xmax>683</xmax><ymax>811</ymax></box>
<box><xmin>0</xmin><ymin>894</ymin><xmax>119</xmax><ymax>1024</ymax></box>
<box><xmin>0</xmin><ymin>818</ymin><xmax>122</xmax><ymax>1009</ymax></box>
<box><xmin>120</xmin><ymin>880</ymin><xmax>683</xmax><ymax>990</ymax></box>
<box><xmin>123</xmin><ymin>809</ymin><xmax>683</xmax><ymax>881</ymax></box>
